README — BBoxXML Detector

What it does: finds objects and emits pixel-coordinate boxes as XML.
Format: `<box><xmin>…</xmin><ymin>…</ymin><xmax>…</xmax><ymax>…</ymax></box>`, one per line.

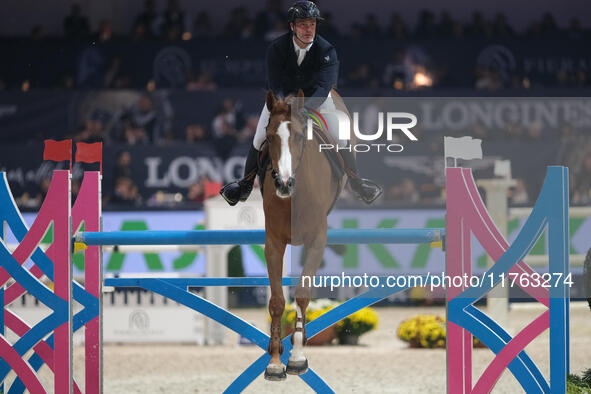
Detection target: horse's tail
<box><xmin>584</xmin><ymin>247</ymin><xmax>591</xmax><ymax>311</ymax></box>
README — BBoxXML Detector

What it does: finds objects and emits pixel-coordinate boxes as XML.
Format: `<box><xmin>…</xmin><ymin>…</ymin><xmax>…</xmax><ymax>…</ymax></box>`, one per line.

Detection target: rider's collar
<box><xmin>292</xmin><ymin>35</ymin><xmax>314</xmax><ymax>53</ymax></box>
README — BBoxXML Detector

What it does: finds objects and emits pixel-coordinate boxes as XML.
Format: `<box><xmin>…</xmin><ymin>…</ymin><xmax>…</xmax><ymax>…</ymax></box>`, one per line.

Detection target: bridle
<box><xmin>267</xmin><ymin>117</ymin><xmax>308</xmax><ymax>187</ymax></box>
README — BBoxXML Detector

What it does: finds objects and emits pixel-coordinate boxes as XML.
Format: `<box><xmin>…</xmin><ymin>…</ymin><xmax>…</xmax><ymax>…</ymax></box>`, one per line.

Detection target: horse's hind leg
<box><xmin>287</xmin><ymin>233</ymin><xmax>327</xmax><ymax>375</ymax></box>
<box><xmin>264</xmin><ymin>237</ymin><xmax>287</xmax><ymax>381</ymax></box>
<box><xmin>286</xmin><ymin>296</ymin><xmax>310</xmax><ymax>375</ymax></box>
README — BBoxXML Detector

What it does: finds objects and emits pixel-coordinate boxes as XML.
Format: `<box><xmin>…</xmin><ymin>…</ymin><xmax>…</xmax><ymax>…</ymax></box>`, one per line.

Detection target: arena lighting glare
<box><xmin>414</xmin><ymin>72</ymin><xmax>433</xmax><ymax>87</ymax></box>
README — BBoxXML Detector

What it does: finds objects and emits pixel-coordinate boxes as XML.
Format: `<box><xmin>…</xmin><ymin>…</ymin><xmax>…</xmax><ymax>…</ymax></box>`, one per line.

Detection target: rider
<box><xmin>220</xmin><ymin>1</ymin><xmax>382</xmax><ymax>206</ymax></box>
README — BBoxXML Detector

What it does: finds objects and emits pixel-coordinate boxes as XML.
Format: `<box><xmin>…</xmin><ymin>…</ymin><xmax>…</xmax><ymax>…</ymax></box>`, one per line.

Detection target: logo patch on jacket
<box><xmin>324</xmin><ymin>55</ymin><xmax>330</xmax><ymax>62</ymax></box>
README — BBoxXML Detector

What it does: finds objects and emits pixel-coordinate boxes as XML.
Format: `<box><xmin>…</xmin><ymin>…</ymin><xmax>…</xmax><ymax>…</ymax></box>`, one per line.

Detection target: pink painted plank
<box><xmin>472</xmin><ymin>311</ymin><xmax>549</xmax><ymax>393</ymax></box>
<box><xmin>72</xmin><ymin>171</ymin><xmax>102</xmax><ymax>394</ymax></box>
<box><xmin>40</xmin><ymin>170</ymin><xmax>72</xmax><ymax>394</ymax></box>
<box><xmin>0</xmin><ymin>336</ymin><xmax>46</xmax><ymax>393</ymax></box>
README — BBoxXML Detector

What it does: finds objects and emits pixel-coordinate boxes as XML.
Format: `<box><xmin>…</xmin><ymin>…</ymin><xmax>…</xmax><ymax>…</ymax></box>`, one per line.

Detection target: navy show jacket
<box><xmin>265</xmin><ymin>32</ymin><xmax>339</xmax><ymax>108</ymax></box>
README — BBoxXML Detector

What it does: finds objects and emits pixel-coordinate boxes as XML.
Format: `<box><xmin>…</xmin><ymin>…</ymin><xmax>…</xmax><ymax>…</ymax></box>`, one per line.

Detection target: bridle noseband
<box><xmin>268</xmin><ymin>118</ymin><xmax>307</xmax><ymax>186</ymax></box>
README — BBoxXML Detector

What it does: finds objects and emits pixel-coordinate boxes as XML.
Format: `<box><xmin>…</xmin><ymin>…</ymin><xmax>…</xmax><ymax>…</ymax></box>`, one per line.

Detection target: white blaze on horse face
<box><xmin>290</xmin><ymin>304</ymin><xmax>306</xmax><ymax>362</ymax></box>
<box><xmin>277</xmin><ymin>121</ymin><xmax>292</xmax><ymax>184</ymax></box>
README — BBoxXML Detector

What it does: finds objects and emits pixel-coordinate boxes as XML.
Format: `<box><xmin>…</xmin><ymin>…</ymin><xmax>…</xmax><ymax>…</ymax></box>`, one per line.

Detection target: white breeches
<box><xmin>252</xmin><ymin>91</ymin><xmax>345</xmax><ymax>149</ymax></box>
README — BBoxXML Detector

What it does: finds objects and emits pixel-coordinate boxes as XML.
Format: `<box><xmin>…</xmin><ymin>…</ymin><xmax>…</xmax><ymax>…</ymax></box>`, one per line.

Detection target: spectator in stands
<box><xmin>386</xmin><ymin>13</ymin><xmax>407</xmax><ymax>39</ymax></box>
<box><xmin>465</xmin><ymin>11</ymin><xmax>488</xmax><ymax>38</ymax></box>
<box><xmin>437</xmin><ymin>11</ymin><xmax>454</xmax><ymax>38</ymax></box>
<box><xmin>318</xmin><ymin>12</ymin><xmax>340</xmax><ymax>40</ymax></box>
<box><xmin>185</xmin><ymin>124</ymin><xmax>208</xmax><ymax>143</ymax></box>
<box><xmin>386</xmin><ymin>178</ymin><xmax>419</xmax><ymax>203</ymax></box>
<box><xmin>131</xmin><ymin>22</ymin><xmax>150</xmax><ymax>41</ymax></box>
<box><xmin>30</xmin><ymin>25</ymin><xmax>45</xmax><ymax>40</ymax></box>
<box><xmin>122</xmin><ymin>121</ymin><xmax>149</xmax><ymax>145</ymax></box>
<box><xmin>237</xmin><ymin>116</ymin><xmax>258</xmax><ymax>144</ymax></box>
<box><xmin>474</xmin><ymin>66</ymin><xmax>503</xmax><ymax>91</ymax></box>
<box><xmin>60</xmin><ymin>74</ymin><xmax>75</xmax><ymax>89</ymax></box>
<box><xmin>224</xmin><ymin>7</ymin><xmax>250</xmax><ymax>38</ymax></box>
<box><xmin>186</xmin><ymin>71</ymin><xmax>217</xmax><ymax>91</ymax></box>
<box><xmin>104</xmin><ymin>56</ymin><xmax>130</xmax><ymax>89</ymax></box>
<box><xmin>95</xmin><ymin>20</ymin><xmax>113</xmax><ymax>43</ymax></box>
<box><xmin>160</xmin><ymin>0</ymin><xmax>185</xmax><ymax>40</ymax></box>
<box><xmin>265</xmin><ymin>19</ymin><xmax>288</xmax><ymax>41</ymax></box>
<box><xmin>241</xmin><ymin>19</ymin><xmax>256</xmax><ymax>39</ymax></box>
<box><xmin>186</xmin><ymin>179</ymin><xmax>206</xmax><ymax>203</ymax></box>
<box><xmin>127</xmin><ymin>94</ymin><xmax>161</xmax><ymax>143</ymax></box>
<box><xmin>254</xmin><ymin>0</ymin><xmax>285</xmax><ymax>37</ymax></box>
<box><xmin>63</xmin><ymin>3</ymin><xmax>90</xmax><ymax>40</ymax></box>
<box><xmin>346</xmin><ymin>63</ymin><xmax>374</xmax><ymax>87</ymax></box>
<box><xmin>349</xmin><ymin>23</ymin><xmax>363</xmax><ymax>40</ymax></box>
<box><xmin>211</xmin><ymin>99</ymin><xmax>243</xmax><ymax>158</ymax></box>
<box><xmin>450</xmin><ymin>20</ymin><xmax>464</xmax><ymax>39</ymax></box>
<box><xmin>134</xmin><ymin>0</ymin><xmax>158</xmax><ymax>39</ymax></box>
<box><xmin>187</xmin><ymin>176</ymin><xmax>222</xmax><ymax>203</ymax></box>
<box><xmin>492</xmin><ymin>13</ymin><xmax>514</xmax><ymax>38</ymax></box>
<box><xmin>540</xmin><ymin>13</ymin><xmax>559</xmax><ymax>37</ymax></box>
<box><xmin>110</xmin><ymin>177</ymin><xmax>142</xmax><ymax>206</ymax></box>
<box><xmin>193</xmin><ymin>11</ymin><xmax>213</xmax><ymax>38</ymax></box>
<box><xmin>566</xmin><ymin>18</ymin><xmax>584</xmax><ymax>40</ymax></box>
<box><xmin>114</xmin><ymin>151</ymin><xmax>133</xmax><ymax>180</ymax></box>
<box><xmin>362</xmin><ymin>14</ymin><xmax>382</xmax><ymax>38</ymax></box>
<box><xmin>74</xmin><ymin>109</ymin><xmax>109</xmax><ymax>143</ymax></box>
<box><xmin>415</xmin><ymin>10</ymin><xmax>437</xmax><ymax>38</ymax></box>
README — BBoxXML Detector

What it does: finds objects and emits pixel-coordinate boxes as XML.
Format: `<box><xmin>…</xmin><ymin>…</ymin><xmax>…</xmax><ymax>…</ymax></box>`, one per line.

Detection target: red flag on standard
<box><xmin>75</xmin><ymin>142</ymin><xmax>103</xmax><ymax>172</ymax></box>
<box><xmin>43</xmin><ymin>139</ymin><xmax>72</xmax><ymax>163</ymax></box>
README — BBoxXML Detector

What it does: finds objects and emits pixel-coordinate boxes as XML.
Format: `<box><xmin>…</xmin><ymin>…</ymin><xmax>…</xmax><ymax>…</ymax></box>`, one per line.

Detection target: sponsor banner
<box><xmin>9</xmin><ymin>209</ymin><xmax>589</xmax><ymax>275</ymax></box>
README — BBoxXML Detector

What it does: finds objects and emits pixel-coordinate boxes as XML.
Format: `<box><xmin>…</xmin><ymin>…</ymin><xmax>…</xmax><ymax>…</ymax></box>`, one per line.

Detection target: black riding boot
<box><xmin>340</xmin><ymin>149</ymin><xmax>383</xmax><ymax>204</ymax></box>
<box><xmin>220</xmin><ymin>145</ymin><xmax>259</xmax><ymax>206</ymax></box>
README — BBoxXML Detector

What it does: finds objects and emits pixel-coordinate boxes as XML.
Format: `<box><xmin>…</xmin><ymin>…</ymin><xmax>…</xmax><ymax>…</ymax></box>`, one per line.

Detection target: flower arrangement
<box><xmin>335</xmin><ymin>307</ymin><xmax>379</xmax><ymax>344</ymax></box>
<box><xmin>397</xmin><ymin>314</ymin><xmax>487</xmax><ymax>349</ymax></box>
<box><xmin>397</xmin><ymin>314</ymin><xmax>446</xmax><ymax>348</ymax></box>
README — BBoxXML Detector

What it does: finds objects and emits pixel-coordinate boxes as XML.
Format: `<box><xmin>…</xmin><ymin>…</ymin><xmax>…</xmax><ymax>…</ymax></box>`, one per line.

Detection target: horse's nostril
<box><xmin>287</xmin><ymin>178</ymin><xmax>295</xmax><ymax>188</ymax></box>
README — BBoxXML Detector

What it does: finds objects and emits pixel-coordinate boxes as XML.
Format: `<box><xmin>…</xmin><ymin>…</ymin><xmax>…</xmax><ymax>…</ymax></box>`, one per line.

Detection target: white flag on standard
<box><xmin>444</xmin><ymin>136</ymin><xmax>483</xmax><ymax>160</ymax></box>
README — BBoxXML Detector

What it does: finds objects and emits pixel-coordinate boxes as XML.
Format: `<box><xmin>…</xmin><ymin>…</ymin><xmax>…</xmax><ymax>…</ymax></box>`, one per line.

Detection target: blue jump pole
<box><xmin>76</xmin><ymin>228</ymin><xmax>445</xmax><ymax>246</ymax></box>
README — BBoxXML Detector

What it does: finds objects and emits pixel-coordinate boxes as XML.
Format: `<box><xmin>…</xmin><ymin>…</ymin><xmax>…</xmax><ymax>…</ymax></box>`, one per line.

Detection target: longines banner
<box><xmin>11</xmin><ymin>210</ymin><xmax>590</xmax><ymax>276</ymax></box>
<box><xmin>0</xmin><ymin>139</ymin><xmax>558</xmax><ymax>200</ymax></box>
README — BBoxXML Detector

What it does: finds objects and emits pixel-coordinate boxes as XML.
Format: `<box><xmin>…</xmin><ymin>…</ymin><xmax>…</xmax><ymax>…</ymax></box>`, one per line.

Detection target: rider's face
<box><xmin>291</xmin><ymin>18</ymin><xmax>316</xmax><ymax>45</ymax></box>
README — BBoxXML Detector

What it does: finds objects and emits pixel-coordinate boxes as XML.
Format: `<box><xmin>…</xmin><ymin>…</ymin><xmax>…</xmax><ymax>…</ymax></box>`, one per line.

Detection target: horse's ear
<box><xmin>294</xmin><ymin>89</ymin><xmax>305</xmax><ymax>113</ymax></box>
<box><xmin>266</xmin><ymin>90</ymin><xmax>276</xmax><ymax>111</ymax></box>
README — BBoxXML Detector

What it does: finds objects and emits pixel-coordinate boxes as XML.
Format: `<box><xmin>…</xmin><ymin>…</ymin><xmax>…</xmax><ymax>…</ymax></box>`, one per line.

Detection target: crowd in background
<box><xmin>22</xmin><ymin>0</ymin><xmax>590</xmax><ymax>43</ymax></box>
<box><xmin>0</xmin><ymin>0</ymin><xmax>590</xmax><ymax>92</ymax></box>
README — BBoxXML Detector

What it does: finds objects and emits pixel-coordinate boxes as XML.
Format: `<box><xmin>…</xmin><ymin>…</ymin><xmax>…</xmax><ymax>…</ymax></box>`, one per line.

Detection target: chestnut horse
<box><xmin>262</xmin><ymin>89</ymin><xmax>350</xmax><ymax>380</ymax></box>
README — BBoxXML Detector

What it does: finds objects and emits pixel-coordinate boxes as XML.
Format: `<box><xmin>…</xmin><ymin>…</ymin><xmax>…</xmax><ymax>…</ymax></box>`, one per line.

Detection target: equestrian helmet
<box><xmin>287</xmin><ymin>1</ymin><xmax>323</xmax><ymax>23</ymax></box>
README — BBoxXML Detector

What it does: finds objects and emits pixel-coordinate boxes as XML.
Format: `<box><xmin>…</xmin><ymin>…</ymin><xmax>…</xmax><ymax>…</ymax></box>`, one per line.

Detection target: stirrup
<box><xmin>219</xmin><ymin>181</ymin><xmax>241</xmax><ymax>206</ymax></box>
<box><xmin>219</xmin><ymin>177</ymin><xmax>254</xmax><ymax>206</ymax></box>
<box><xmin>351</xmin><ymin>177</ymin><xmax>383</xmax><ymax>204</ymax></box>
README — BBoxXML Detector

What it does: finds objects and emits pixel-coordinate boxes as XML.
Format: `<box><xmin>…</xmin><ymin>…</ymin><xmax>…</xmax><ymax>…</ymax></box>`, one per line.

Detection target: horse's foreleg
<box><xmin>264</xmin><ymin>237</ymin><xmax>287</xmax><ymax>381</ymax></box>
<box><xmin>287</xmin><ymin>233</ymin><xmax>327</xmax><ymax>375</ymax></box>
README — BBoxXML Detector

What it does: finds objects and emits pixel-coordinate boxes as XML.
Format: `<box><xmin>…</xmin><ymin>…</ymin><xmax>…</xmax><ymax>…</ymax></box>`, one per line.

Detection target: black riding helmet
<box><xmin>287</xmin><ymin>1</ymin><xmax>324</xmax><ymax>23</ymax></box>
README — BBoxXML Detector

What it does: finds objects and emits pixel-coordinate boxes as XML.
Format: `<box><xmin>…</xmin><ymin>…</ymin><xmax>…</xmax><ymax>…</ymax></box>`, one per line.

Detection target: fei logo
<box><xmin>305</xmin><ymin>108</ymin><xmax>418</xmax><ymax>153</ymax></box>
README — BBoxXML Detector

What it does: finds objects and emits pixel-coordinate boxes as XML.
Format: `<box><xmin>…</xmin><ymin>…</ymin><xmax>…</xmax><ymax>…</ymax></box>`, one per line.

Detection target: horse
<box><xmin>261</xmin><ymin>88</ymin><xmax>351</xmax><ymax>380</ymax></box>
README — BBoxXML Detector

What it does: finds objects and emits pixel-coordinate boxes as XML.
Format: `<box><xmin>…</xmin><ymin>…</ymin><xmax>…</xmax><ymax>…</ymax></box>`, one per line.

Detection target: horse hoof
<box><xmin>286</xmin><ymin>359</ymin><xmax>308</xmax><ymax>375</ymax></box>
<box><xmin>264</xmin><ymin>365</ymin><xmax>287</xmax><ymax>381</ymax></box>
